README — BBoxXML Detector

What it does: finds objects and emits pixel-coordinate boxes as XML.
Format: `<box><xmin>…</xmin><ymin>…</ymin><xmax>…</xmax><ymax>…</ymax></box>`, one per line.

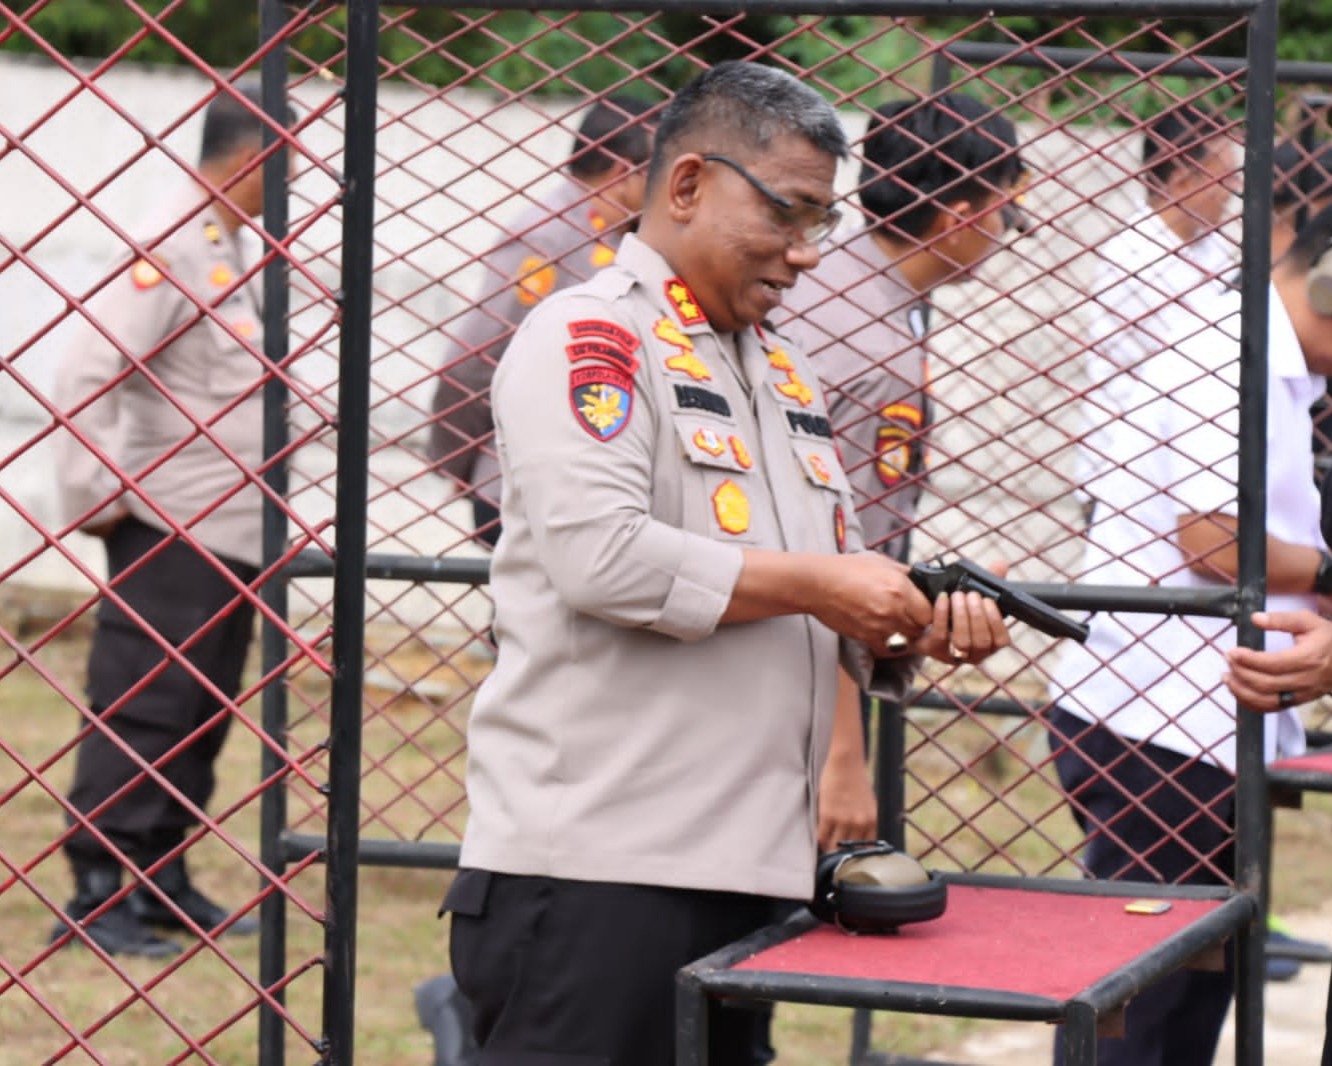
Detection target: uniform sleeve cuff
<box><xmin>654</xmin><ymin>537</ymin><xmax>744</xmax><ymax>642</ymax></box>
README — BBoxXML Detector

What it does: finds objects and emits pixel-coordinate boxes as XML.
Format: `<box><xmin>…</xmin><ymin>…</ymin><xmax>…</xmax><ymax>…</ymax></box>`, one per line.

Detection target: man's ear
<box><xmin>666</xmin><ymin>154</ymin><xmax>705</xmax><ymax>224</ymax></box>
<box><xmin>926</xmin><ymin>198</ymin><xmax>974</xmax><ymax>237</ymax></box>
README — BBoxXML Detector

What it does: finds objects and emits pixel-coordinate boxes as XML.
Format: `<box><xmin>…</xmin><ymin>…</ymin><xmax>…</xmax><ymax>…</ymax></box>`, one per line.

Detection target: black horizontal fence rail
<box><xmin>257</xmin><ymin>2</ymin><xmax>1284</xmax><ymax>1064</ymax></box>
<box><xmin>401</xmin><ymin>0</ymin><xmax>1262</xmax><ymax>13</ymax></box>
<box><xmin>934</xmin><ymin>39</ymin><xmax>1332</xmax><ymax>86</ymax></box>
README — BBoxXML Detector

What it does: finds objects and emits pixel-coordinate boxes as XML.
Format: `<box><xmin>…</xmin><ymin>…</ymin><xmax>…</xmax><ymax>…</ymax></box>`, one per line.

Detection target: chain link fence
<box><xmin>0</xmin><ymin>0</ymin><xmax>1318</xmax><ymax>1062</ymax></box>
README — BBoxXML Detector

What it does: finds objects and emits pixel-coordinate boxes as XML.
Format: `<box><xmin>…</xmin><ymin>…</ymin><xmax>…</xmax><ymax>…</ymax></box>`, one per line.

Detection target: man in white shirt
<box><xmin>1050</xmin><ymin>203</ymin><xmax>1332</xmax><ymax>1066</ymax></box>
<box><xmin>1075</xmin><ymin>102</ymin><xmax>1238</xmax><ymax>519</ymax></box>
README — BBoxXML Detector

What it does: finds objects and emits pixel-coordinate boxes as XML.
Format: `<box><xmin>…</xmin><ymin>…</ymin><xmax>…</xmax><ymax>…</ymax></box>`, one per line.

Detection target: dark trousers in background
<box><xmin>65</xmin><ymin>517</ymin><xmax>257</xmax><ymax>874</ymax></box>
<box><xmin>1047</xmin><ymin>706</ymin><xmax>1236</xmax><ymax>1066</ymax></box>
<box><xmin>446</xmin><ymin>869</ymin><xmax>782</xmax><ymax>1066</ymax></box>
<box><xmin>471</xmin><ymin>496</ymin><xmax>501</xmax><ymax>551</ymax></box>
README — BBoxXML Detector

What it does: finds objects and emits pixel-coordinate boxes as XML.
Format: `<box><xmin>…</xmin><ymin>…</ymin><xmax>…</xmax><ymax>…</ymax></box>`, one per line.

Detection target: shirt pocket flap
<box><xmin>792</xmin><ymin>440</ymin><xmax>851</xmax><ymax>494</ymax></box>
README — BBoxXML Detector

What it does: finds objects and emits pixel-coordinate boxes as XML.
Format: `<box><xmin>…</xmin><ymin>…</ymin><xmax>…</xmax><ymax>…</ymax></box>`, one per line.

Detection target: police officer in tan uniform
<box><xmin>427</xmin><ymin>95</ymin><xmax>655</xmax><ymax>546</ymax></box>
<box><xmin>442</xmin><ymin>61</ymin><xmax>1012</xmax><ymax>1066</ymax></box>
<box><xmin>781</xmin><ymin>93</ymin><xmax>1027</xmax><ymax>561</ymax></box>
<box><xmin>50</xmin><ymin>86</ymin><xmax>284</xmax><ymax>957</ymax></box>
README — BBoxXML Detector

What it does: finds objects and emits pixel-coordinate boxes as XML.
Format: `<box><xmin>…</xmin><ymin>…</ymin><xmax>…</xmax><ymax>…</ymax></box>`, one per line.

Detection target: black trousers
<box><xmin>1048</xmin><ymin>707</ymin><xmax>1236</xmax><ymax>1066</ymax></box>
<box><xmin>65</xmin><ymin>517</ymin><xmax>257</xmax><ymax>873</ymax></box>
<box><xmin>445</xmin><ymin>869</ymin><xmax>782</xmax><ymax>1066</ymax></box>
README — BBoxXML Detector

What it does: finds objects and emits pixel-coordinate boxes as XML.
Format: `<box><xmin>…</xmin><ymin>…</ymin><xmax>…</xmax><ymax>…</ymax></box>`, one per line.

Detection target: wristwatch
<box><xmin>1314</xmin><ymin>551</ymin><xmax>1332</xmax><ymax>597</ymax></box>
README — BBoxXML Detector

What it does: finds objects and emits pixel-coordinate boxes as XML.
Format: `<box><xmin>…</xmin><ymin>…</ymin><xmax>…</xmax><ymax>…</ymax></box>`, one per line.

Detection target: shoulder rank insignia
<box><xmin>130</xmin><ymin>258</ymin><xmax>164</xmax><ymax>290</ymax></box>
<box><xmin>729</xmin><ymin>436</ymin><xmax>753</xmax><ymax>470</ymax></box>
<box><xmin>665</xmin><ymin>278</ymin><xmax>707</xmax><ymax>326</ymax></box>
<box><xmin>570</xmin><ymin>365</ymin><xmax>633</xmax><ymax>441</ymax></box>
<box><xmin>692</xmin><ymin>427</ymin><xmax>726</xmax><ymax>457</ymax></box>
<box><xmin>655</xmin><ymin>318</ymin><xmax>712</xmax><ymax>381</ymax></box>
<box><xmin>516</xmin><ymin>255</ymin><xmax>558</xmax><ymax>308</ymax></box>
<box><xmin>766</xmin><ymin>345</ymin><xmax>814</xmax><ymax>407</ymax></box>
<box><xmin>210</xmin><ymin>264</ymin><xmax>233</xmax><ymax>288</ymax></box>
<box><xmin>712</xmin><ymin>479</ymin><xmax>750</xmax><ymax>535</ymax></box>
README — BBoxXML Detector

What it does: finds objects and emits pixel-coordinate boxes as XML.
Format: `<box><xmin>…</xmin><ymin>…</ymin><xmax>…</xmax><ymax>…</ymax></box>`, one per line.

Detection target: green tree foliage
<box><xmin>3</xmin><ymin>3</ymin><xmax>912</xmax><ymax>99</ymax></box>
<box><xmin>7</xmin><ymin>2</ymin><xmax>1328</xmax><ymax>96</ymax></box>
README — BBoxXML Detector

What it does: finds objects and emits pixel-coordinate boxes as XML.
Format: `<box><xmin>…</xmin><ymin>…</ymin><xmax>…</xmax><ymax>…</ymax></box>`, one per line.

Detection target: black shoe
<box><xmin>129</xmin><ymin>857</ymin><xmax>259</xmax><ymax>937</ymax></box>
<box><xmin>1265</xmin><ymin>952</ymin><xmax>1302</xmax><ymax>982</ymax></box>
<box><xmin>51</xmin><ymin>868</ymin><xmax>181</xmax><ymax>959</ymax></box>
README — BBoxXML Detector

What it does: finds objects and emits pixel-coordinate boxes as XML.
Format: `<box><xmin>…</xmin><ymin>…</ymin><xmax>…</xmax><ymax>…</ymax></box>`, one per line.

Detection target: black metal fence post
<box><xmin>321</xmin><ymin>0</ymin><xmax>380</xmax><ymax>1061</ymax></box>
<box><xmin>1235</xmin><ymin>4</ymin><xmax>1279</xmax><ymax>1065</ymax></box>
<box><xmin>258</xmin><ymin>3</ymin><xmax>294</xmax><ymax>1063</ymax></box>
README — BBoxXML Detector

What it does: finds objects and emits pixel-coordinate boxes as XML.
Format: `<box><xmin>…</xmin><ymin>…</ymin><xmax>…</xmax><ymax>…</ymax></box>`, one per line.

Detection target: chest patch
<box><xmin>712</xmin><ymin>479</ymin><xmax>750</xmax><ymax>535</ymax></box>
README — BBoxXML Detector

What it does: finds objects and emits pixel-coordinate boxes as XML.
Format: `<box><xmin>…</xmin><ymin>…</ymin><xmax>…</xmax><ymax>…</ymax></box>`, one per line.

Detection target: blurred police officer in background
<box><xmin>51</xmin><ymin>83</ymin><xmax>288</xmax><ymax>957</ymax></box>
<box><xmin>427</xmin><ymin>94</ymin><xmax>655</xmax><ymax>548</ymax></box>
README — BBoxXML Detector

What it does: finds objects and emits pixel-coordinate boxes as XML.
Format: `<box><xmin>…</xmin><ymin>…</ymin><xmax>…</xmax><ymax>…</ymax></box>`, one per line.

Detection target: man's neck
<box><xmin>868</xmin><ymin>229</ymin><xmax>942</xmax><ymax>295</ymax></box>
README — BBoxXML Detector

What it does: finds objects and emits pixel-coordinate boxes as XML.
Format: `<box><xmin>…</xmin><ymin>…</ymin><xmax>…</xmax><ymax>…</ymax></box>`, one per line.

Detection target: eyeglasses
<box><xmin>702</xmin><ymin>153</ymin><xmax>841</xmax><ymax>244</ymax></box>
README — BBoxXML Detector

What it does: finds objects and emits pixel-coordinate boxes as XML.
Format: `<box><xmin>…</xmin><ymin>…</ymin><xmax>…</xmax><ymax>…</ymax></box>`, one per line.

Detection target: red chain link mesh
<box><xmin>1</xmin><ymin>2</ymin><xmax>1323</xmax><ymax>1061</ymax></box>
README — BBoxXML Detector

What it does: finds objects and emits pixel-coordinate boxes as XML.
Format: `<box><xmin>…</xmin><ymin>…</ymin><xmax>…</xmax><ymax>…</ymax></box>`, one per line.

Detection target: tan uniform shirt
<box><xmin>427</xmin><ymin>180</ymin><xmax>624</xmax><ymax>497</ymax></box>
<box><xmin>459</xmin><ymin>234</ymin><xmax>914</xmax><ymax>901</ymax></box>
<box><xmin>780</xmin><ymin>229</ymin><xmax>932</xmax><ymax>561</ymax></box>
<box><xmin>55</xmin><ymin>192</ymin><xmax>266</xmax><ymax>566</ymax></box>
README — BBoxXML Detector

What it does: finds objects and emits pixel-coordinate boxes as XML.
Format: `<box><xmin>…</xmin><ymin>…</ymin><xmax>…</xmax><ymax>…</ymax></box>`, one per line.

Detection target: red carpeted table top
<box><xmin>732</xmin><ymin>884</ymin><xmax>1225</xmax><ymax>1002</ymax></box>
<box><xmin>1271</xmin><ymin>751</ymin><xmax>1332</xmax><ymax>774</ymax></box>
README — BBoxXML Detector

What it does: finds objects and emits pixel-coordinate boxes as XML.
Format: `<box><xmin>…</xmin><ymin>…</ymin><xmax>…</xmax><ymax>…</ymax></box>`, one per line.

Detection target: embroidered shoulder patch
<box><xmin>569</xmin><ymin>319</ymin><xmax>641</xmax><ymax>353</ymax></box>
<box><xmin>876</xmin><ymin>425</ymin><xmax>912</xmax><ymax>486</ymax></box>
<box><xmin>567</xmin><ymin>339</ymin><xmax>640</xmax><ymax>376</ymax></box>
<box><xmin>570</xmin><ymin>366</ymin><xmax>633</xmax><ymax>441</ymax></box>
<box><xmin>880</xmin><ymin>402</ymin><xmax>924</xmax><ymax>428</ymax></box>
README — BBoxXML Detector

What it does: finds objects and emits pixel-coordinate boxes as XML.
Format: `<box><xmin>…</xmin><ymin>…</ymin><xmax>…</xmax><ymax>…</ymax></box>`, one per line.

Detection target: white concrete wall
<box><xmin>0</xmin><ymin>51</ymin><xmax>1187</xmax><ymax>640</ymax></box>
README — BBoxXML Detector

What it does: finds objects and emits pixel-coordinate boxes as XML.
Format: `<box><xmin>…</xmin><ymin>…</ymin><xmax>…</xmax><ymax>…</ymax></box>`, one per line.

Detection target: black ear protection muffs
<box><xmin>810</xmin><ymin>840</ymin><xmax>948</xmax><ymax>934</ymax></box>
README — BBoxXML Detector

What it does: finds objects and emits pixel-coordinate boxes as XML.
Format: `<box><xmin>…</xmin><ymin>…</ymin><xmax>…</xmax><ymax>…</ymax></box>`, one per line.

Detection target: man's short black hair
<box><xmin>200</xmin><ymin>82</ymin><xmax>289</xmax><ymax>164</ymax></box>
<box><xmin>857</xmin><ymin>92</ymin><xmax>1024</xmax><ymax>241</ymax></box>
<box><xmin>1141</xmin><ymin>100</ymin><xmax>1228</xmax><ymax>192</ymax></box>
<box><xmin>1283</xmin><ymin>199</ymin><xmax>1332</xmax><ymax>274</ymax></box>
<box><xmin>568</xmin><ymin>94</ymin><xmax>655</xmax><ymax>180</ymax></box>
<box><xmin>646</xmin><ymin>60</ymin><xmax>848</xmax><ymax>193</ymax></box>
<box><xmin>1274</xmin><ymin>137</ymin><xmax>1332</xmax><ymax>210</ymax></box>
